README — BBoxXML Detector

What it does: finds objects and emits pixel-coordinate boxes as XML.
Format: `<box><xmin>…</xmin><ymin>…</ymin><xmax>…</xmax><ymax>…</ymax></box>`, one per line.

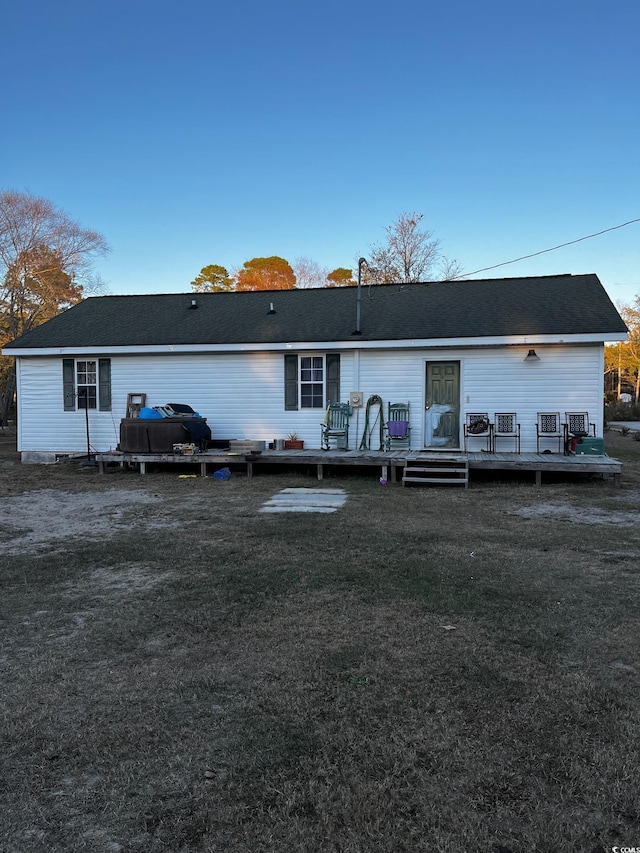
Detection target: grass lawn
<box><xmin>1</xmin><ymin>430</ymin><xmax>640</xmax><ymax>852</ymax></box>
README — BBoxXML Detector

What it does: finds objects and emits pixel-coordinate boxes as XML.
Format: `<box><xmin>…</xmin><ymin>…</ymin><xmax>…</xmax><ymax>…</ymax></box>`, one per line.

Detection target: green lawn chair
<box><xmin>321</xmin><ymin>403</ymin><xmax>350</xmax><ymax>450</ymax></box>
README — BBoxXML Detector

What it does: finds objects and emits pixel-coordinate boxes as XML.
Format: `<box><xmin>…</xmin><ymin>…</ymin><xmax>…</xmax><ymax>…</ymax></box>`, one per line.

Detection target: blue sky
<box><xmin>2</xmin><ymin>0</ymin><xmax>639</xmax><ymax>304</ymax></box>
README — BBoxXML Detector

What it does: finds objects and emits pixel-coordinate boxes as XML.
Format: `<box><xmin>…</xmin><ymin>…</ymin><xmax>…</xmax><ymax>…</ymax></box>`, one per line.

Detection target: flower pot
<box><xmin>284</xmin><ymin>440</ymin><xmax>304</xmax><ymax>450</ymax></box>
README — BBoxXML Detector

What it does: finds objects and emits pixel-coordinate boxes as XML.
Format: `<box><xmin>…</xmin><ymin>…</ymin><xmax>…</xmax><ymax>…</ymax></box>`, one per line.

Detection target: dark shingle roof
<box><xmin>4</xmin><ymin>274</ymin><xmax>627</xmax><ymax>350</ymax></box>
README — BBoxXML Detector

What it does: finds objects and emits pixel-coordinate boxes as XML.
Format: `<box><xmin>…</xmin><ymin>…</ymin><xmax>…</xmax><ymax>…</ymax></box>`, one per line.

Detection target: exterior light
<box><xmin>524</xmin><ymin>348</ymin><xmax>540</xmax><ymax>361</ymax></box>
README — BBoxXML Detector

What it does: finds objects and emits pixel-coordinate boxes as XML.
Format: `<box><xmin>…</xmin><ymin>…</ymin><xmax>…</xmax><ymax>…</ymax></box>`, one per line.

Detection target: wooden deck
<box><xmin>95</xmin><ymin>448</ymin><xmax>623</xmax><ymax>486</ymax></box>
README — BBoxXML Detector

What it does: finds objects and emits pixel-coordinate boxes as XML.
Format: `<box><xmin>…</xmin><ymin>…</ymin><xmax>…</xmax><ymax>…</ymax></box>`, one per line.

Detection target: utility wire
<box><xmin>464</xmin><ymin>217</ymin><xmax>640</xmax><ymax>277</ymax></box>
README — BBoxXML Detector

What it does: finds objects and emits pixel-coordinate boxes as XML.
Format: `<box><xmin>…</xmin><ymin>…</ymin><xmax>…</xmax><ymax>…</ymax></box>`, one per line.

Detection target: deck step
<box><xmin>403</xmin><ymin>458</ymin><xmax>469</xmax><ymax>488</ymax></box>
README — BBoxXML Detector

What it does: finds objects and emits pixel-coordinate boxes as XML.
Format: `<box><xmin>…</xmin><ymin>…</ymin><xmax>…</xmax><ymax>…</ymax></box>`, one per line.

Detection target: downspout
<box><xmin>354</xmin><ymin>349</ymin><xmax>361</xmax><ymax>394</ymax></box>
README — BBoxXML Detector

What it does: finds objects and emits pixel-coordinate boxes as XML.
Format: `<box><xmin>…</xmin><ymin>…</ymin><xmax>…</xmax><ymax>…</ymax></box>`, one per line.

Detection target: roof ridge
<box><xmin>94</xmin><ymin>272</ymin><xmax>584</xmax><ymax>299</ymax></box>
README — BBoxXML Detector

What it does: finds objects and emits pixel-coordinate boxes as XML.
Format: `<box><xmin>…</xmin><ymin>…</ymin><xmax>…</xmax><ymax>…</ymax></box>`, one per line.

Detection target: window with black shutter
<box><xmin>62</xmin><ymin>358</ymin><xmax>111</xmax><ymax>412</ymax></box>
<box><xmin>283</xmin><ymin>353</ymin><xmax>340</xmax><ymax>410</ymax></box>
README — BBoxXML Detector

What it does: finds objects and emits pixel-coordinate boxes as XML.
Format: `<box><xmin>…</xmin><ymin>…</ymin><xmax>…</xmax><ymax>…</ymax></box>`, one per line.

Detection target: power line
<box><xmin>464</xmin><ymin>217</ymin><xmax>640</xmax><ymax>277</ymax></box>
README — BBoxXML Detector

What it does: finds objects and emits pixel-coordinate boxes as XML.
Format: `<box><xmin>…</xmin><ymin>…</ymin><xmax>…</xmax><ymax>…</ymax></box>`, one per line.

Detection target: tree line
<box><xmin>605</xmin><ymin>301</ymin><xmax>640</xmax><ymax>403</ymax></box>
<box><xmin>191</xmin><ymin>212</ymin><xmax>464</xmax><ymax>292</ymax></box>
<box><xmin>0</xmin><ymin>190</ymin><xmax>108</xmax><ymax>424</ymax></box>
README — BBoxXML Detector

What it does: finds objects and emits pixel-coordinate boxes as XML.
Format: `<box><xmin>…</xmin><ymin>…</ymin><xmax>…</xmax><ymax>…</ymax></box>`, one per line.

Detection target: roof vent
<box><xmin>268</xmin><ymin>302</ymin><xmax>276</xmax><ymax>314</ymax></box>
<box><xmin>189</xmin><ymin>299</ymin><xmax>198</xmax><ymax>309</ymax></box>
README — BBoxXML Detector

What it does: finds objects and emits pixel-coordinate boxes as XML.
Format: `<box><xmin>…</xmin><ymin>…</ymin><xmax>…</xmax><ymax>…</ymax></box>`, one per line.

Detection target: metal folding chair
<box><xmin>464</xmin><ymin>413</ymin><xmax>492</xmax><ymax>451</ymax></box>
<box><xmin>536</xmin><ymin>412</ymin><xmax>563</xmax><ymax>453</ymax></box>
<box><xmin>492</xmin><ymin>412</ymin><xmax>520</xmax><ymax>453</ymax></box>
<box><xmin>564</xmin><ymin>412</ymin><xmax>596</xmax><ymax>453</ymax></box>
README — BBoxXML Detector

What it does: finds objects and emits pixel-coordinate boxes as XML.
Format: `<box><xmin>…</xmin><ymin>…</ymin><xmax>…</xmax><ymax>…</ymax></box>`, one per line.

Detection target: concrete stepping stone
<box><xmin>259</xmin><ymin>487</ymin><xmax>347</xmax><ymax>513</ymax></box>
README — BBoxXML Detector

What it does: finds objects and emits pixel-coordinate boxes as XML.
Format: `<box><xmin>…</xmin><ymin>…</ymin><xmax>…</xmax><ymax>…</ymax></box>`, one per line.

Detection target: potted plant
<box><xmin>284</xmin><ymin>432</ymin><xmax>304</xmax><ymax>450</ymax></box>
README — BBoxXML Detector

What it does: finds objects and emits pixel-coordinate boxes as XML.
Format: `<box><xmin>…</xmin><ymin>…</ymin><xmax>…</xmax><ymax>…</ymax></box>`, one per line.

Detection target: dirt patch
<box><xmin>0</xmin><ymin>488</ymin><xmax>174</xmax><ymax>555</ymax></box>
<box><xmin>511</xmin><ymin>502</ymin><xmax>638</xmax><ymax>525</ymax></box>
<box><xmin>83</xmin><ymin>563</ymin><xmax>176</xmax><ymax>593</ymax></box>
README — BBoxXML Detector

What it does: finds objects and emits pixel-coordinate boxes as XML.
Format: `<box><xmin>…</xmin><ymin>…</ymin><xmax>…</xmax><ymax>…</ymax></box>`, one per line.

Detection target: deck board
<box><xmin>95</xmin><ymin>448</ymin><xmax>623</xmax><ymax>485</ymax></box>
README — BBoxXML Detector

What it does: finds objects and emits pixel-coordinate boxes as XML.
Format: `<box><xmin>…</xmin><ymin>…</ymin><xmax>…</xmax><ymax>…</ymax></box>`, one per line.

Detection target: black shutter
<box><xmin>98</xmin><ymin>358</ymin><xmax>111</xmax><ymax>411</ymax></box>
<box><xmin>284</xmin><ymin>354</ymin><xmax>298</xmax><ymax>411</ymax></box>
<box><xmin>63</xmin><ymin>359</ymin><xmax>75</xmax><ymax>411</ymax></box>
<box><xmin>325</xmin><ymin>353</ymin><xmax>340</xmax><ymax>404</ymax></box>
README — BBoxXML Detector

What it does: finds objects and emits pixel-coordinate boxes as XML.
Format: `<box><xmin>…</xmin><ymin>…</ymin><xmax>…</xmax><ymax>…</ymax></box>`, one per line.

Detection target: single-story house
<box><xmin>2</xmin><ymin>273</ymin><xmax>628</xmax><ymax>462</ymax></box>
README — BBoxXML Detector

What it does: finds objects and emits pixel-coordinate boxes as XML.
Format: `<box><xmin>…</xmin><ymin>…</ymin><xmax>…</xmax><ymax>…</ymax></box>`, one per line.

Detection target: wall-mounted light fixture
<box><xmin>524</xmin><ymin>348</ymin><xmax>540</xmax><ymax>362</ymax></box>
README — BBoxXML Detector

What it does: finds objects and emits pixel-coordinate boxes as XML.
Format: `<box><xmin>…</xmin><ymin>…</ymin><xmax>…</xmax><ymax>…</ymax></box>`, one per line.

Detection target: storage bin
<box><xmin>575</xmin><ymin>437</ymin><xmax>605</xmax><ymax>455</ymax></box>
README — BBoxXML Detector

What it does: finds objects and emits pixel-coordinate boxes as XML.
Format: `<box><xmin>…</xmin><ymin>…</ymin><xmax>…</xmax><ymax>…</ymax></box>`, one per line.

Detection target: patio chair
<box><xmin>493</xmin><ymin>412</ymin><xmax>521</xmax><ymax>453</ymax></box>
<box><xmin>384</xmin><ymin>402</ymin><xmax>411</xmax><ymax>451</ymax></box>
<box><xmin>564</xmin><ymin>411</ymin><xmax>596</xmax><ymax>453</ymax></box>
<box><xmin>536</xmin><ymin>412</ymin><xmax>563</xmax><ymax>453</ymax></box>
<box><xmin>320</xmin><ymin>402</ymin><xmax>350</xmax><ymax>450</ymax></box>
<box><xmin>464</xmin><ymin>412</ymin><xmax>492</xmax><ymax>452</ymax></box>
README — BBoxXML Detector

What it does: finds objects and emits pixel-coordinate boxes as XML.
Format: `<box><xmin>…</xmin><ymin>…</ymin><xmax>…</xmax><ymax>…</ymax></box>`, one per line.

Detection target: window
<box><xmin>77</xmin><ymin>360</ymin><xmax>97</xmax><ymax>409</ymax></box>
<box><xmin>300</xmin><ymin>356</ymin><xmax>324</xmax><ymax>408</ymax></box>
<box><xmin>284</xmin><ymin>353</ymin><xmax>340</xmax><ymax>411</ymax></box>
<box><xmin>63</xmin><ymin>358</ymin><xmax>111</xmax><ymax>411</ymax></box>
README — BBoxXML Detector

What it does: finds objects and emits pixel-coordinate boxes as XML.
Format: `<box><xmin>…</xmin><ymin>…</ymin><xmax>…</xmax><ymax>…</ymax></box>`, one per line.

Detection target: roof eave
<box><xmin>3</xmin><ymin>331</ymin><xmax>627</xmax><ymax>357</ymax></box>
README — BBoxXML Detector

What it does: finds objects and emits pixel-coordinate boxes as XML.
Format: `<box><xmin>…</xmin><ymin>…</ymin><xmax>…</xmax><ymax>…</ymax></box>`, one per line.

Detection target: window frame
<box><xmin>76</xmin><ymin>360</ymin><xmax>98</xmax><ymax>409</ymax></box>
<box><xmin>299</xmin><ymin>354</ymin><xmax>325</xmax><ymax>409</ymax></box>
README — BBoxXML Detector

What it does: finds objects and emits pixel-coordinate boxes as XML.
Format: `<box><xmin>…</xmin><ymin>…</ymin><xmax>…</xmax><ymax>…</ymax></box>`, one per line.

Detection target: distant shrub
<box><xmin>605</xmin><ymin>400</ymin><xmax>640</xmax><ymax>422</ymax></box>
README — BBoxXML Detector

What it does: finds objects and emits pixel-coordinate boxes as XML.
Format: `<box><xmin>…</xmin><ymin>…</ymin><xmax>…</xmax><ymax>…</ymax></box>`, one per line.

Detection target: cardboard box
<box><xmin>228</xmin><ymin>440</ymin><xmax>265</xmax><ymax>452</ymax></box>
<box><xmin>173</xmin><ymin>443</ymin><xmax>196</xmax><ymax>455</ymax></box>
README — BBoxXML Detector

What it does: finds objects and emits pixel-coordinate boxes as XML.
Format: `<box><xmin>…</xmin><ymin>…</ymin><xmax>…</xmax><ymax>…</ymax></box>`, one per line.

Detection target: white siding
<box><xmin>15</xmin><ymin>344</ymin><xmax>603</xmax><ymax>454</ymax></box>
<box><xmin>356</xmin><ymin>344</ymin><xmax>604</xmax><ymax>452</ymax></box>
<box><xmin>15</xmin><ymin>352</ymin><xmax>355</xmax><ymax>453</ymax></box>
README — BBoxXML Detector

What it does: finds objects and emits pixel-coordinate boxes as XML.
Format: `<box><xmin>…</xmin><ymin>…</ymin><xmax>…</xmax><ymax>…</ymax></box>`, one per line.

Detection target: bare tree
<box><xmin>437</xmin><ymin>256</ymin><xmax>465</xmax><ymax>281</ymax></box>
<box><xmin>0</xmin><ymin>190</ymin><xmax>109</xmax><ymax>423</ymax></box>
<box><xmin>292</xmin><ymin>257</ymin><xmax>328</xmax><ymax>289</ymax></box>
<box><xmin>367</xmin><ymin>212</ymin><xmax>464</xmax><ymax>282</ymax></box>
